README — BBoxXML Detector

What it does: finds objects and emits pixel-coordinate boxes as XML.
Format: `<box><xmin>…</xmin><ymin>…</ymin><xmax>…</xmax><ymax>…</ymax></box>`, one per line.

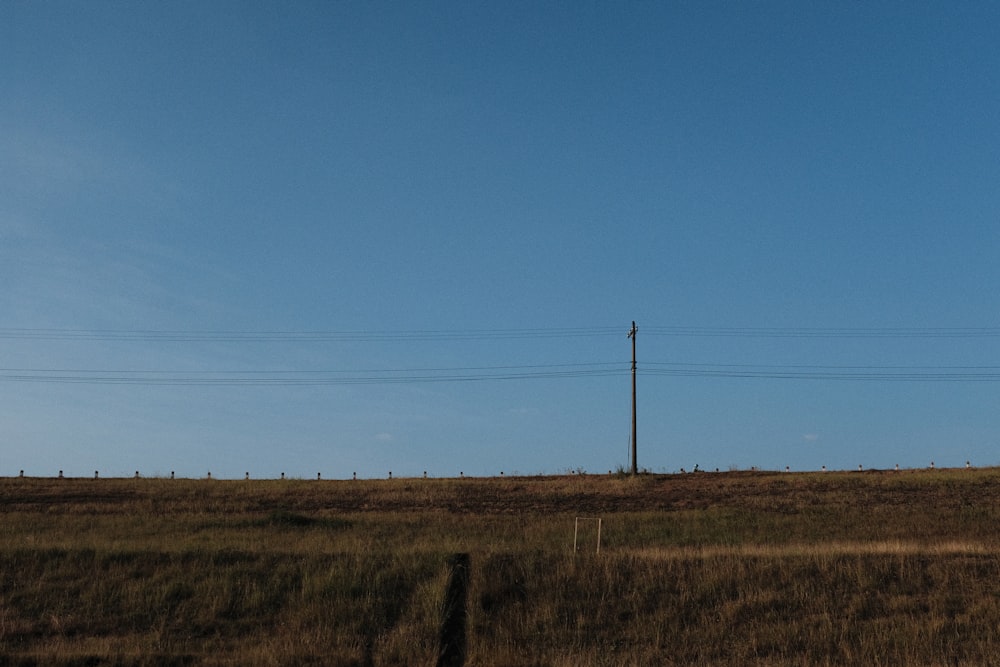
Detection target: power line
<box><xmin>5</xmin><ymin>325</ymin><xmax>1000</xmax><ymax>384</ymax></box>
<box><xmin>643</xmin><ymin>361</ymin><xmax>1000</xmax><ymax>382</ymax></box>
<box><xmin>9</xmin><ymin>360</ymin><xmax>997</xmax><ymax>384</ymax></box>
<box><xmin>0</xmin><ymin>362</ymin><xmax>627</xmax><ymax>386</ymax></box>
<box><xmin>644</xmin><ymin>326</ymin><xmax>1000</xmax><ymax>339</ymax></box>
<box><xmin>646</xmin><ymin>362</ymin><xmax>1000</xmax><ymax>370</ymax></box>
<box><xmin>7</xmin><ymin>325</ymin><xmax>1000</xmax><ymax>342</ymax></box>
<box><xmin>0</xmin><ymin>362</ymin><xmax>625</xmax><ymax>374</ymax></box>
<box><xmin>0</xmin><ymin>327</ymin><xmax>623</xmax><ymax>342</ymax></box>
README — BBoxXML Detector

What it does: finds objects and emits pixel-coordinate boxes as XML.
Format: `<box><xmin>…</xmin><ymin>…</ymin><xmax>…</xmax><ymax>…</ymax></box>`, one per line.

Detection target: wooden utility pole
<box><xmin>628</xmin><ymin>321</ymin><xmax>638</xmax><ymax>475</ymax></box>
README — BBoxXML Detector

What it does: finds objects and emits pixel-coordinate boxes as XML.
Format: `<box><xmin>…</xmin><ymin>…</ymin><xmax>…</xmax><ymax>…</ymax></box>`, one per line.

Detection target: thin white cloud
<box><xmin>802</xmin><ymin>433</ymin><xmax>820</xmax><ymax>442</ymax></box>
<box><xmin>1</xmin><ymin>117</ymin><xmax>185</xmax><ymax>208</ymax></box>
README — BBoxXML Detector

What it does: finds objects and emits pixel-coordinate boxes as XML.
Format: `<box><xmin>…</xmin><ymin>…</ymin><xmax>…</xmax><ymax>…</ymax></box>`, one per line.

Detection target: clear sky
<box><xmin>3</xmin><ymin>2</ymin><xmax>1000</xmax><ymax>479</ymax></box>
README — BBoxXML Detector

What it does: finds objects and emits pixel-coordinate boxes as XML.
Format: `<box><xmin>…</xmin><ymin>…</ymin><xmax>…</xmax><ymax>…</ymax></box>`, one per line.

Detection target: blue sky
<box><xmin>3</xmin><ymin>1</ymin><xmax>1000</xmax><ymax>478</ymax></box>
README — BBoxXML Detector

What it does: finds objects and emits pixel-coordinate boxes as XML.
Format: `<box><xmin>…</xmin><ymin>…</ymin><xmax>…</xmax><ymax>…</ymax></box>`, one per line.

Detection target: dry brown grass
<box><xmin>2</xmin><ymin>468</ymin><xmax>1000</xmax><ymax>665</ymax></box>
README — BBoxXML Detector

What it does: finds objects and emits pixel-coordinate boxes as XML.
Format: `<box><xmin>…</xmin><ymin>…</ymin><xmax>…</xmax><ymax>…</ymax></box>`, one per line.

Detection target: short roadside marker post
<box><xmin>574</xmin><ymin>517</ymin><xmax>603</xmax><ymax>555</ymax></box>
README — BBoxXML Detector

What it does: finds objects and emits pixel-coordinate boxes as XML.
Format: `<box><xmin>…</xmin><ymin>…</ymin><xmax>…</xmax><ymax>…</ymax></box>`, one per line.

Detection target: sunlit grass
<box><xmin>3</xmin><ymin>469</ymin><xmax>1000</xmax><ymax>664</ymax></box>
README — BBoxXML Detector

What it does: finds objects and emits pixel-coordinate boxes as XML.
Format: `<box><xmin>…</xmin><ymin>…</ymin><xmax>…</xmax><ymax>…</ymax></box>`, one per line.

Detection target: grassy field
<box><xmin>2</xmin><ymin>468</ymin><xmax>1000</xmax><ymax>665</ymax></box>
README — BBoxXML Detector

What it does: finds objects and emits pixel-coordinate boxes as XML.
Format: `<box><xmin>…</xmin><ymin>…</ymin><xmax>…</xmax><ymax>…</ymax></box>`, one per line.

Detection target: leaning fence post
<box><xmin>574</xmin><ymin>517</ymin><xmax>603</xmax><ymax>554</ymax></box>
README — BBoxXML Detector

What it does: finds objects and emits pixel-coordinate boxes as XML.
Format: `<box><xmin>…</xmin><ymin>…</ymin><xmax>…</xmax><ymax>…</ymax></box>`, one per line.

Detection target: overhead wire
<box><xmin>643</xmin><ymin>326</ymin><xmax>1000</xmax><ymax>339</ymax></box>
<box><xmin>4</xmin><ymin>325</ymin><xmax>1000</xmax><ymax>341</ymax></box>
<box><xmin>0</xmin><ymin>362</ymin><xmax>628</xmax><ymax>386</ymax></box>
<box><xmin>643</xmin><ymin>361</ymin><xmax>1000</xmax><ymax>382</ymax></box>
<box><xmin>0</xmin><ymin>327</ymin><xmax>623</xmax><ymax>342</ymax></box>
<box><xmin>4</xmin><ymin>325</ymin><xmax>1000</xmax><ymax>384</ymax></box>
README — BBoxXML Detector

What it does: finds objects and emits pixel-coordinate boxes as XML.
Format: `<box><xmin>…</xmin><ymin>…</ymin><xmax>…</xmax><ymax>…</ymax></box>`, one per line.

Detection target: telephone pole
<box><xmin>628</xmin><ymin>321</ymin><xmax>638</xmax><ymax>475</ymax></box>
